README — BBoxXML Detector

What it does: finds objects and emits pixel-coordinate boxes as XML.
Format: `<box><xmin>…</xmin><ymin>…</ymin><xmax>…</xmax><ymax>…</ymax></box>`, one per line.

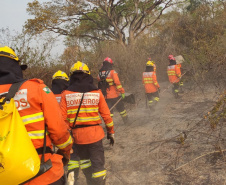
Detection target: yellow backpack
<box><xmin>0</xmin><ymin>81</ymin><xmax>52</xmax><ymax>185</ymax></box>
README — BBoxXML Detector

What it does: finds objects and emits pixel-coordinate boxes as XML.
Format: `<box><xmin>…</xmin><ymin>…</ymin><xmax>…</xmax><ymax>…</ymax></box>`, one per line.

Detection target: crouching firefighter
<box><xmin>97</xmin><ymin>57</ymin><xmax>128</xmax><ymax>124</ymax></box>
<box><xmin>0</xmin><ymin>46</ymin><xmax>73</xmax><ymax>185</ymax></box>
<box><xmin>60</xmin><ymin>61</ymin><xmax>115</xmax><ymax>185</ymax></box>
<box><xmin>143</xmin><ymin>61</ymin><xmax>160</xmax><ymax>110</ymax></box>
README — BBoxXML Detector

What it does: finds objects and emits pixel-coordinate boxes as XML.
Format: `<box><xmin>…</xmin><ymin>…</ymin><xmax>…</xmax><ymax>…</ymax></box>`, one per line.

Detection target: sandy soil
<box><xmin>76</xmin><ymin>81</ymin><xmax>226</xmax><ymax>185</ymax></box>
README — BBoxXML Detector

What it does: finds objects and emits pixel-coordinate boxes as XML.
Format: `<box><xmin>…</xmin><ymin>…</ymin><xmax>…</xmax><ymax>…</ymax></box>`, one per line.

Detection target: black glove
<box><xmin>56</xmin><ymin>149</ymin><xmax>70</xmax><ymax>166</ymax></box>
<box><xmin>107</xmin><ymin>133</ymin><xmax>115</xmax><ymax>146</ymax></box>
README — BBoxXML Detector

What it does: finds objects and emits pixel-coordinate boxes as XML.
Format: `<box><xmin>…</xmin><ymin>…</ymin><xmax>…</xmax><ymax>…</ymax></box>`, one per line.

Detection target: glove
<box><xmin>56</xmin><ymin>149</ymin><xmax>70</xmax><ymax>166</ymax></box>
<box><xmin>107</xmin><ymin>133</ymin><xmax>115</xmax><ymax>146</ymax></box>
<box><xmin>121</xmin><ymin>93</ymin><xmax>125</xmax><ymax>99</ymax></box>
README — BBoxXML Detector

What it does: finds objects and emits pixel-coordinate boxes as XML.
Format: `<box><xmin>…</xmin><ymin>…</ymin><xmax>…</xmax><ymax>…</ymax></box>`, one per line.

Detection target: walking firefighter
<box><xmin>52</xmin><ymin>70</ymin><xmax>81</xmax><ymax>185</ymax></box>
<box><xmin>97</xmin><ymin>57</ymin><xmax>129</xmax><ymax>124</ymax></box>
<box><xmin>167</xmin><ymin>55</ymin><xmax>182</xmax><ymax>98</ymax></box>
<box><xmin>0</xmin><ymin>46</ymin><xmax>73</xmax><ymax>185</ymax></box>
<box><xmin>143</xmin><ymin>60</ymin><xmax>160</xmax><ymax>110</ymax></box>
<box><xmin>60</xmin><ymin>61</ymin><xmax>115</xmax><ymax>185</ymax></box>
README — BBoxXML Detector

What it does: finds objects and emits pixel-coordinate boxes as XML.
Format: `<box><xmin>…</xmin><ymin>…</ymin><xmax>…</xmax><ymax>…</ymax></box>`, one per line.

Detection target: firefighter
<box><xmin>97</xmin><ymin>57</ymin><xmax>128</xmax><ymax>124</ymax></box>
<box><xmin>0</xmin><ymin>46</ymin><xmax>73</xmax><ymax>185</ymax></box>
<box><xmin>167</xmin><ymin>55</ymin><xmax>182</xmax><ymax>98</ymax></box>
<box><xmin>60</xmin><ymin>61</ymin><xmax>115</xmax><ymax>185</ymax></box>
<box><xmin>52</xmin><ymin>70</ymin><xmax>69</xmax><ymax>103</ymax></box>
<box><xmin>143</xmin><ymin>61</ymin><xmax>160</xmax><ymax>110</ymax></box>
<box><xmin>51</xmin><ymin>70</ymin><xmax>80</xmax><ymax>185</ymax></box>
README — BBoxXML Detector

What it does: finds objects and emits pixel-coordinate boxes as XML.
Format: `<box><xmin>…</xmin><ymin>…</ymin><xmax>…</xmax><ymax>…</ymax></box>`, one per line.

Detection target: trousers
<box><xmin>75</xmin><ymin>140</ymin><xmax>106</xmax><ymax>185</ymax></box>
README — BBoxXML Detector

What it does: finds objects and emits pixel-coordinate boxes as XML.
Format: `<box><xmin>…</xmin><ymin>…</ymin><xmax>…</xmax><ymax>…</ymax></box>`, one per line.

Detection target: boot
<box><xmin>149</xmin><ymin>105</ymin><xmax>155</xmax><ymax>112</ymax></box>
<box><xmin>122</xmin><ymin>116</ymin><xmax>129</xmax><ymax>124</ymax></box>
<box><xmin>92</xmin><ymin>177</ymin><xmax>106</xmax><ymax>185</ymax></box>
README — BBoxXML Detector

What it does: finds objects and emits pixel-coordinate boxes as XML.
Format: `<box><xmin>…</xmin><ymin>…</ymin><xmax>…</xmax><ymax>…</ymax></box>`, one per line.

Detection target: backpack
<box><xmin>0</xmin><ymin>81</ymin><xmax>52</xmax><ymax>185</ymax></box>
<box><xmin>98</xmin><ymin>71</ymin><xmax>110</xmax><ymax>97</ymax></box>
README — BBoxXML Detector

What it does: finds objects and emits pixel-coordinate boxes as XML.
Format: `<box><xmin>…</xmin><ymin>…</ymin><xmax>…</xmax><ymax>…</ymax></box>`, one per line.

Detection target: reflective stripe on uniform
<box><xmin>56</xmin><ymin>135</ymin><xmax>73</xmax><ymax>149</ymax></box>
<box><xmin>110</xmin><ymin>114</ymin><xmax>113</xmax><ymax>117</ymax></box>
<box><xmin>28</xmin><ymin>129</ymin><xmax>49</xmax><ymax>139</ymax></box>
<box><xmin>148</xmin><ymin>100</ymin><xmax>153</xmax><ymax>105</ymax></box>
<box><xmin>120</xmin><ymin>110</ymin><xmax>126</xmax><ymax>115</ymax></box>
<box><xmin>106</xmin><ymin>121</ymin><xmax>114</xmax><ymax>127</ymax></box>
<box><xmin>144</xmin><ymin>81</ymin><xmax>153</xmax><ymax>84</ymax></box>
<box><xmin>167</xmin><ymin>71</ymin><xmax>176</xmax><ymax>75</ymax></box>
<box><xmin>144</xmin><ymin>78</ymin><xmax>152</xmax><ymax>81</ymax></box>
<box><xmin>92</xmin><ymin>170</ymin><xmax>107</xmax><ymax>178</ymax></box>
<box><xmin>68</xmin><ymin>160</ymin><xmax>80</xmax><ymax>170</ymax></box>
<box><xmin>154</xmin><ymin>97</ymin><xmax>159</xmax><ymax>102</ymax></box>
<box><xmin>108</xmin><ymin>82</ymin><xmax>114</xmax><ymax>86</ymax></box>
<box><xmin>68</xmin><ymin>116</ymin><xmax>101</xmax><ymax>123</ymax></box>
<box><xmin>106</xmin><ymin>79</ymin><xmax>113</xmax><ymax>82</ymax></box>
<box><xmin>116</xmin><ymin>85</ymin><xmax>122</xmax><ymax>89</ymax></box>
<box><xmin>22</xmin><ymin>112</ymin><xmax>44</xmax><ymax>125</ymax></box>
<box><xmin>121</xmin><ymin>113</ymin><xmax>127</xmax><ymax>117</ymax></box>
<box><xmin>67</xmin><ymin>107</ymin><xmax>99</xmax><ymax>114</ymax></box>
<box><xmin>80</xmin><ymin>159</ymin><xmax>91</xmax><ymax>169</ymax></box>
<box><xmin>120</xmin><ymin>110</ymin><xmax>127</xmax><ymax>117</ymax></box>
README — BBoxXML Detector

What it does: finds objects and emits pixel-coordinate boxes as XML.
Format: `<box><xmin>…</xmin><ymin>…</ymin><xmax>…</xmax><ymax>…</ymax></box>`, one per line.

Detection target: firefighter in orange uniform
<box><xmin>60</xmin><ymin>61</ymin><xmax>115</xmax><ymax>185</ymax></box>
<box><xmin>0</xmin><ymin>46</ymin><xmax>73</xmax><ymax>185</ymax></box>
<box><xmin>51</xmin><ymin>70</ymin><xmax>80</xmax><ymax>185</ymax></box>
<box><xmin>51</xmin><ymin>70</ymin><xmax>69</xmax><ymax>103</ymax></box>
<box><xmin>143</xmin><ymin>61</ymin><xmax>160</xmax><ymax>110</ymax></box>
<box><xmin>97</xmin><ymin>57</ymin><xmax>128</xmax><ymax>124</ymax></box>
<box><xmin>167</xmin><ymin>55</ymin><xmax>181</xmax><ymax>98</ymax></box>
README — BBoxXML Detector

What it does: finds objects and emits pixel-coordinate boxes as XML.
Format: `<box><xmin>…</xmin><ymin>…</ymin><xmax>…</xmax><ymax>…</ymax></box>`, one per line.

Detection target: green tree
<box><xmin>25</xmin><ymin>0</ymin><xmax>178</xmax><ymax>48</ymax></box>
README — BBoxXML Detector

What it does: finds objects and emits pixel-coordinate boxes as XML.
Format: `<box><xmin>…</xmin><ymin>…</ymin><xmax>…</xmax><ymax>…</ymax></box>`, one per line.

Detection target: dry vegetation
<box><xmin>1</xmin><ymin>1</ymin><xmax>226</xmax><ymax>184</ymax></box>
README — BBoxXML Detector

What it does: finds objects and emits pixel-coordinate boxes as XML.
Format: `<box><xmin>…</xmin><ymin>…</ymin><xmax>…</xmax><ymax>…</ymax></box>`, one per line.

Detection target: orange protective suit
<box><xmin>0</xmin><ymin>79</ymin><xmax>73</xmax><ymax>185</ymax></box>
<box><xmin>142</xmin><ymin>71</ymin><xmax>160</xmax><ymax>93</ymax></box>
<box><xmin>60</xmin><ymin>89</ymin><xmax>114</xmax><ymax>144</ymax></box>
<box><xmin>97</xmin><ymin>70</ymin><xmax>125</xmax><ymax>99</ymax></box>
<box><xmin>167</xmin><ymin>64</ymin><xmax>181</xmax><ymax>83</ymax></box>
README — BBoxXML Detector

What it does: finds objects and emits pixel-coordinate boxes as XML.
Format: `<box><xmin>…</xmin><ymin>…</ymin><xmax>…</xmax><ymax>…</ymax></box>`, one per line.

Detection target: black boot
<box><xmin>92</xmin><ymin>177</ymin><xmax>106</xmax><ymax>185</ymax></box>
<box><xmin>122</xmin><ymin>116</ymin><xmax>129</xmax><ymax>124</ymax></box>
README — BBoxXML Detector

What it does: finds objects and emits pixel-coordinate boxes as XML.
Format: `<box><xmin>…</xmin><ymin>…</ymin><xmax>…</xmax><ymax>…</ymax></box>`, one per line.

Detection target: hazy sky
<box><xmin>0</xmin><ymin>0</ymin><xmax>65</xmax><ymax>56</ymax></box>
<box><xmin>0</xmin><ymin>0</ymin><xmax>44</xmax><ymax>32</ymax></box>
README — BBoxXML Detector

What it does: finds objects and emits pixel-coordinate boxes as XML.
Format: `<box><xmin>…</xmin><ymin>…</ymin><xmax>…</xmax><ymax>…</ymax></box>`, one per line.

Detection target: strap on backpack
<box><xmin>0</xmin><ymin>80</ymin><xmax>26</xmax><ymax>109</ymax></box>
<box><xmin>71</xmin><ymin>93</ymin><xmax>85</xmax><ymax>129</ymax></box>
<box><xmin>99</xmin><ymin>70</ymin><xmax>110</xmax><ymax>80</ymax></box>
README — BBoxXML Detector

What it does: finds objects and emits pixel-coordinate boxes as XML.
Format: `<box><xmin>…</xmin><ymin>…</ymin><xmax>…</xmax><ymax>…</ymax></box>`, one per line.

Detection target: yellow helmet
<box><xmin>0</xmin><ymin>46</ymin><xmax>19</xmax><ymax>61</ymax></box>
<box><xmin>70</xmin><ymin>61</ymin><xmax>90</xmax><ymax>75</ymax></box>
<box><xmin>52</xmin><ymin>70</ymin><xmax>69</xmax><ymax>81</ymax></box>
<box><xmin>146</xmin><ymin>61</ymin><xmax>154</xmax><ymax>66</ymax></box>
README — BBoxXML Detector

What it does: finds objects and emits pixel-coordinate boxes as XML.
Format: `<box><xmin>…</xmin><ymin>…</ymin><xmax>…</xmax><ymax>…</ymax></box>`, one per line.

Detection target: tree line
<box><xmin>1</xmin><ymin>0</ymin><xmax>225</xmax><ymax>90</ymax></box>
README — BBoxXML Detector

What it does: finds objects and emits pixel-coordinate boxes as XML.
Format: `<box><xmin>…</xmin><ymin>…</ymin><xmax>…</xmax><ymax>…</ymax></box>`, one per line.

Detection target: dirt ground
<box><xmin>76</xmin><ymin>81</ymin><xmax>226</xmax><ymax>185</ymax></box>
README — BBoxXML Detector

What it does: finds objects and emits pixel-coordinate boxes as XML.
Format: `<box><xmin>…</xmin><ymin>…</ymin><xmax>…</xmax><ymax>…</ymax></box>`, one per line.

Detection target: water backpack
<box><xmin>98</xmin><ymin>71</ymin><xmax>110</xmax><ymax>97</ymax></box>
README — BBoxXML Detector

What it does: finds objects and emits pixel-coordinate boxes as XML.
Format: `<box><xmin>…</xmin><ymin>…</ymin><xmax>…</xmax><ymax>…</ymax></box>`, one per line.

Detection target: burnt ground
<box><xmin>76</xmin><ymin>81</ymin><xmax>226</xmax><ymax>185</ymax></box>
